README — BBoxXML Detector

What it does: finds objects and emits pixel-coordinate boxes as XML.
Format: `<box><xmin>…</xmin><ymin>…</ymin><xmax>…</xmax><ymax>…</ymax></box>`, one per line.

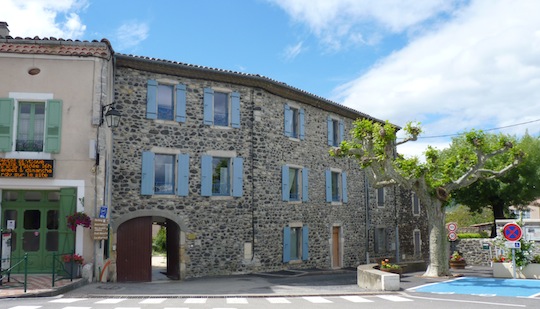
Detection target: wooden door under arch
<box><xmin>117</xmin><ymin>217</ymin><xmax>152</xmax><ymax>282</ymax></box>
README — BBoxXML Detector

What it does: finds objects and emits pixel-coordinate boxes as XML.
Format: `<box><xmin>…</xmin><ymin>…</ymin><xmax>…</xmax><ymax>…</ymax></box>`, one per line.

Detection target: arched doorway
<box><xmin>116</xmin><ymin>216</ymin><xmax>181</xmax><ymax>282</ymax></box>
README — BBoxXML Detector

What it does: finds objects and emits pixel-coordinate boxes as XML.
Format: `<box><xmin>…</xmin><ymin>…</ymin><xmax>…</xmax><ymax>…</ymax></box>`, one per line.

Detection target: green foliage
<box><xmin>532</xmin><ymin>255</ymin><xmax>540</xmax><ymax>264</ymax></box>
<box><xmin>457</xmin><ymin>232</ymin><xmax>488</xmax><ymax>239</ymax></box>
<box><xmin>152</xmin><ymin>227</ymin><xmax>166</xmax><ymax>253</ymax></box>
<box><xmin>446</xmin><ymin>204</ymin><xmax>494</xmax><ymax>227</ymax></box>
<box><xmin>452</xmin><ymin>133</ymin><xmax>540</xmax><ymax>220</ymax></box>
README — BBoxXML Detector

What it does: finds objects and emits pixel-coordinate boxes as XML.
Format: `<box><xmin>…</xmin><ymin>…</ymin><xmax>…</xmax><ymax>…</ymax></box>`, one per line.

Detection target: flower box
<box><xmin>492</xmin><ymin>262</ymin><xmax>540</xmax><ymax>279</ymax></box>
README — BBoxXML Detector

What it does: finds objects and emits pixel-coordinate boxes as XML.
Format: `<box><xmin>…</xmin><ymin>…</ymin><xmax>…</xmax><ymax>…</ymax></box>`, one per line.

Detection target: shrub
<box><xmin>457</xmin><ymin>232</ymin><xmax>487</xmax><ymax>239</ymax></box>
<box><xmin>152</xmin><ymin>227</ymin><xmax>166</xmax><ymax>253</ymax></box>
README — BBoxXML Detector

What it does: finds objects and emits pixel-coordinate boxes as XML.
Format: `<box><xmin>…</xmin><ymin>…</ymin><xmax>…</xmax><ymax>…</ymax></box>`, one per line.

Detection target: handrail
<box><xmin>52</xmin><ymin>251</ymin><xmax>78</xmax><ymax>287</ymax></box>
<box><xmin>0</xmin><ymin>253</ymin><xmax>28</xmax><ymax>292</ymax></box>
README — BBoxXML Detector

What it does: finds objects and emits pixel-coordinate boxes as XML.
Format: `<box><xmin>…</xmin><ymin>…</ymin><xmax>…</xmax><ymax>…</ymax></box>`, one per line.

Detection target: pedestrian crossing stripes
<box><xmin>7</xmin><ymin>295</ymin><xmax>413</xmax><ymax>309</ymax></box>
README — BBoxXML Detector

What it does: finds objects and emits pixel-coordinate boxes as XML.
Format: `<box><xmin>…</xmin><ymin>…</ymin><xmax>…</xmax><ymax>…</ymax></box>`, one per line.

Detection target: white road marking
<box><xmin>303</xmin><ymin>296</ymin><xmax>333</xmax><ymax>303</ymax></box>
<box><xmin>377</xmin><ymin>295</ymin><xmax>413</xmax><ymax>302</ymax></box>
<box><xmin>49</xmin><ymin>298</ymin><xmax>87</xmax><ymax>303</ymax></box>
<box><xmin>184</xmin><ymin>298</ymin><xmax>207</xmax><ymax>303</ymax></box>
<box><xmin>139</xmin><ymin>298</ymin><xmax>166</xmax><ymax>304</ymax></box>
<box><xmin>341</xmin><ymin>295</ymin><xmax>374</xmax><ymax>302</ymax></box>
<box><xmin>226</xmin><ymin>297</ymin><xmax>248</xmax><ymax>304</ymax></box>
<box><xmin>266</xmin><ymin>297</ymin><xmax>291</xmax><ymax>303</ymax></box>
<box><xmin>95</xmin><ymin>298</ymin><xmax>127</xmax><ymax>304</ymax></box>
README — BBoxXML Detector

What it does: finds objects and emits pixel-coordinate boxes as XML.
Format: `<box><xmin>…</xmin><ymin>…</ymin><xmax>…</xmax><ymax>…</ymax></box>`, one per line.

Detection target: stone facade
<box><xmin>110</xmin><ymin>54</ymin><xmax>428</xmax><ymax>279</ymax></box>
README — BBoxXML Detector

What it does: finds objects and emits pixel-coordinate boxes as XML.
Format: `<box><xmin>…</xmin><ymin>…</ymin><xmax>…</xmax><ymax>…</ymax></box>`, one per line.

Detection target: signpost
<box><xmin>447</xmin><ymin>222</ymin><xmax>458</xmax><ymax>253</ymax></box>
<box><xmin>502</xmin><ymin>222</ymin><xmax>523</xmax><ymax>279</ymax></box>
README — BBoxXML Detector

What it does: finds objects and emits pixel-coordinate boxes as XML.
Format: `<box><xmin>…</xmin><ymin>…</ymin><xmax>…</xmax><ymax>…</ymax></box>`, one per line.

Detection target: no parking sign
<box><xmin>503</xmin><ymin>222</ymin><xmax>522</xmax><ymax>242</ymax></box>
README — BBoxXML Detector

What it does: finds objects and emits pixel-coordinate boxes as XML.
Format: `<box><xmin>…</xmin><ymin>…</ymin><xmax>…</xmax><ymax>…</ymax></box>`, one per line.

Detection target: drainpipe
<box><xmin>394</xmin><ymin>186</ymin><xmax>400</xmax><ymax>263</ymax></box>
<box><xmin>364</xmin><ymin>172</ymin><xmax>370</xmax><ymax>264</ymax></box>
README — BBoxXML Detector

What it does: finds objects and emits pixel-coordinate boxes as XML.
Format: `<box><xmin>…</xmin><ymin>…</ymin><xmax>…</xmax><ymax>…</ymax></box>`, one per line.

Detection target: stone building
<box><xmin>0</xmin><ymin>22</ymin><xmax>115</xmax><ymax>276</ymax></box>
<box><xmin>109</xmin><ymin>54</ymin><xmax>429</xmax><ymax>281</ymax></box>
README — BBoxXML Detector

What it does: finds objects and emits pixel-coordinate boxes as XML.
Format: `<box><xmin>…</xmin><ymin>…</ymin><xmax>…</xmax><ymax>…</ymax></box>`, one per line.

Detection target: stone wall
<box><xmin>111</xmin><ymin>63</ymin><xmax>428</xmax><ymax>279</ymax></box>
<box><xmin>453</xmin><ymin>239</ymin><xmax>540</xmax><ymax>266</ymax></box>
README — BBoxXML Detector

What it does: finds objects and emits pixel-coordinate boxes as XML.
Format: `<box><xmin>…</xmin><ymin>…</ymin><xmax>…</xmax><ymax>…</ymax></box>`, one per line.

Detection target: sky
<box><xmin>1</xmin><ymin>0</ymin><xmax>539</xmax><ymax>158</ymax></box>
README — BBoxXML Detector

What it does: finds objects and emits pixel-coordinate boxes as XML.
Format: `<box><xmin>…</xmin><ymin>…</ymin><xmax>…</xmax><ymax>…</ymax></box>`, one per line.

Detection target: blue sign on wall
<box><xmin>99</xmin><ymin>206</ymin><xmax>108</xmax><ymax>219</ymax></box>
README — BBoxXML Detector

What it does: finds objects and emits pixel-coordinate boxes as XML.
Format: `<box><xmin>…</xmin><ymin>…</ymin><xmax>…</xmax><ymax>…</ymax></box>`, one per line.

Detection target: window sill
<box><xmin>210</xmin><ymin>125</ymin><xmax>232</xmax><ymax>130</ymax></box>
<box><xmin>287</xmin><ymin>201</ymin><xmax>302</xmax><ymax>205</ymax></box>
<box><xmin>288</xmin><ymin>260</ymin><xmax>303</xmax><ymax>265</ymax></box>
<box><xmin>287</xmin><ymin>137</ymin><xmax>301</xmax><ymax>142</ymax></box>
<box><xmin>153</xmin><ymin>119</ymin><xmax>182</xmax><ymax>125</ymax></box>
<box><xmin>4</xmin><ymin>152</ymin><xmax>52</xmax><ymax>160</ymax></box>
<box><xmin>150</xmin><ymin>194</ymin><xmax>178</xmax><ymax>199</ymax></box>
<box><xmin>331</xmin><ymin>201</ymin><xmax>343</xmax><ymax>206</ymax></box>
<box><xmin>210</xmin><ymin>195</ymin><xmax>234</xmax><ymax>201</ymax></box>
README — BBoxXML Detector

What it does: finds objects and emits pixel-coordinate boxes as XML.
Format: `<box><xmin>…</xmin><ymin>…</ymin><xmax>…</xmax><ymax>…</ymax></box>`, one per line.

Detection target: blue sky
<box><xmin>2</xmin><ymin>0</ymin><xmax>539</xmax><ymax>158</ymax></box>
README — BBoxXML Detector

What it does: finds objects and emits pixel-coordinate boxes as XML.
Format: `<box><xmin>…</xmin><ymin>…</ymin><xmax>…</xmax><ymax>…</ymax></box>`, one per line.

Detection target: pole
<box><xmin>512</xmin><ymin>248</ymin><xmax>516</xmax><ymax>279</ymax></box>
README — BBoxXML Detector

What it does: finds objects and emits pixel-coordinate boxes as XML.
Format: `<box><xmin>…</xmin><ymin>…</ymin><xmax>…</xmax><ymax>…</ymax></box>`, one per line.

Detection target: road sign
<box><xmin>505</xmin><ymin>241</ymin><xmax>521</xmax><ymax>249</ymax></box>
<box><xmin>448</xmin><ymin>232</ymin><xmax>458</xmax><ymax>241</ymax></box>
<box><xmin>447</xmin><ymin>222</ymin><xmax>458</xmax><ymax>232</ymax></box>
<box><xmin>503</xmin><ymin>222</ymin><xmax>522</xmax><ymax>241</ymax></box>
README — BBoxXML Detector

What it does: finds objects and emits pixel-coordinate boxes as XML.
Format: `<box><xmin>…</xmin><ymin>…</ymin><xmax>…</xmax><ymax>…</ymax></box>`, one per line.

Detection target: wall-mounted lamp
<box><xmin>101</xmin><ymin>103</ymin><xmax>122</xmax><ymax>128</ymax></box>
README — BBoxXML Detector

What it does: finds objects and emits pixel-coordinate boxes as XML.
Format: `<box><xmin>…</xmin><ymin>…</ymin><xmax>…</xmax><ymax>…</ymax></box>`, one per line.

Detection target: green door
<box><xmin>1</xmin><ymin>190</ymin><xmax>75</xmax><ymax>273</ymax></box>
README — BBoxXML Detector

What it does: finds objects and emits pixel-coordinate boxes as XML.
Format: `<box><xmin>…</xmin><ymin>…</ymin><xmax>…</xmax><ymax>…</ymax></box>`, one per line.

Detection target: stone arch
<box><xmin>111</xmin><ymin>209</ymin><xmax>188</xmax><ymax>232</ymax></box>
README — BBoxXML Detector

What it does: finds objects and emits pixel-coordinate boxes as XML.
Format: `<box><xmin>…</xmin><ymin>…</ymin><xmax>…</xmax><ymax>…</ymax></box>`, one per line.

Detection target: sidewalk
<box><xmin>1</xmin><ymin>265</ymin><xmax>494</xmax><ymax>299</ymax></box>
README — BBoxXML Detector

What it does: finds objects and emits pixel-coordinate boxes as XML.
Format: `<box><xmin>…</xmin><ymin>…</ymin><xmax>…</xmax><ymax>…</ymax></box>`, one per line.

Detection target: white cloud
<box><xmin>0</xmin><ymin>0</ymin><xmax>87</xmax><ymax>39</ymax></box>
<box><xmin>114</xmin><ymin>21</ymin><xmax>149</xmax><ymax>51</ymax></box>
<box><xmin>332</xmin><ymin>0</ymin><xmax>540</xmax><ymax>158</ymax></box>
<box><xmin>282</xmin><ymin>41</ymin><xmax>305</xmax><ymax>61</ymax></box>
<box><xmin>269</xmin><ymin>0</ymin><xmax>458</xmax><ymax>50</ymax></box>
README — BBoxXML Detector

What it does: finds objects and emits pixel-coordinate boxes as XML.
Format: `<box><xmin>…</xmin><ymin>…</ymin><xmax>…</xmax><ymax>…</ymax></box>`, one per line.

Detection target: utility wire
<box><xmin>404</xmin><ymin>118</ymin><xmax>540</xmax><ymax>140</ymax></box>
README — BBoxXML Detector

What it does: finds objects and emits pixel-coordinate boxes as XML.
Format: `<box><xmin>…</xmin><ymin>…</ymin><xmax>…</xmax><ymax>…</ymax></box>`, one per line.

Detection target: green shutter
<box><xmin>45</xmin><ymin>100</ymin><xmax>62</xmax><ymax>153</ymax></box>
<box><xmin>0</xmin><ymin>98</ymin><xmax>14</xmax><ymax>152</ymax></box>
<box><xmin>59</xmin><ymin>188</ymin><xmax>77</xmax><ymax>254</ymax></box>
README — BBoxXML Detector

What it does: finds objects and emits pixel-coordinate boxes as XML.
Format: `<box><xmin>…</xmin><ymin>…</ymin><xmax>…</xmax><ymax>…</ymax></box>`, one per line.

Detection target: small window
<box><xmin>157</xmin><ymin>84</ymin><xmax>174</xmax><ymax>120</ymax></box>
<box><xmin>327</xmin><ymin>117</ymin><xmax>344</xmax><ymax>146</ymax></box>
<box><xmin>374</xmin><ymin>227</ymin><xmax>387</xmax><ymax>253</ymax></box>
<box><xmin>24</xmin><ymin>210</ymin><xmax>40</xmax><ymax>229</ymax></box>
<box><xmin>154</xmin><ymin>154</ymin><xmax>175</xmax><ymax>194</ymax></box>
<box><xmin>284</xmin><ymin>104</ymin><xmax>304</xmax><ymax>140</ymax></box>
<box><xmin>146</xmin><ymin>80</ymin><xmax>186</xmax><ymax>122</ymax></box>
<box><xmin>282</xmin><ymin>165</ymin><xmax>309</xmax><ymax>202</ymax></box>
<box><xmin>212</xmin><ymin>157</ymin><xmax>231</xmax><ymax>196</ymax></box>
<box><xmin>201</xmin><ymin>155</ymin><xmax>243</xmax><ymax>197</ymax></box>
<box><xmin>203</xmin><ymin>88</ymin><xmax>240</xmax><ymax>128</ymax></box>
<box><xmin>141</xmin><ymin>151</ymin><xmax>190</xmax><ymax>196</ymax></box>
<box><xmin>17</xmin><ymin>102</ymin><xmax>45</xmax><ymax>152</ymax></box>
<box><xmin>283</xmin><ymin>225</ymin><xmax>309</xmax><ymax>262</ymax></box>
<box><xmin>414</xmin><ymin>229</ymin><xmax>422</xmax><ymax>256</ymax></box>
<box><xmin>376</xmin><ymin>188</ymin><xmax>385</xmax><ymax>207</ymax></box>
<box><xmin>325</xmin><ymin>170</ymin><xmax>347</xmax><ymax>203</ymax></box>
<box><xmin>412</xmin><ymin>192</ymin><xmax>420</xmax><ymax>216</ymax></box>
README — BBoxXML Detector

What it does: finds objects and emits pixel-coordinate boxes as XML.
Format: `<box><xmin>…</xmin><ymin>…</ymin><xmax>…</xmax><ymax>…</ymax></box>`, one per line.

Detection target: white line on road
<box><xmin>266</xmin><ymin>297</ymin><xmax>291</xmax><ymax>303</ymax></box>
<box><xmin>404</xmin><ymin>293</ymin><xmax>527</xmax><ymax>307</ymax></box>
<box><xmin>303</xmin><ymin>296</ymin><xmax>333</xmax><ymax>303</ymax></box>
<box><xmin>341</xmin><ymin>295</ymin><xmax>374</xmax><ymax>302</ymax></box>
<box><xmin>377</xmin><ymin>295</ymin><xmax>413</xmax><ymax>302</ymax></box>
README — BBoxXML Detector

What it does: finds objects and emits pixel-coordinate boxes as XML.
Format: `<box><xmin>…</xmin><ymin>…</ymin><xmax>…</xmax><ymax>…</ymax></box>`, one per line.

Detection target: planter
<box><xmin>493</xmin><ymin>262</ymin><xmax>540</xmax><ymax>279</ymax></box>
<box><xmin>64</xmin><ymin>262</ymin><xmax>81</xmax><ymax>278</ymax></box>
<box><xmin>380</xmin><ymin>267</ymin><xmax>403</xmax><ymax>276</ymax></box>
<box><xmin>449</xmin><ymin>260</ymin><xmax>467</xmax><ymax>269</ymax></box>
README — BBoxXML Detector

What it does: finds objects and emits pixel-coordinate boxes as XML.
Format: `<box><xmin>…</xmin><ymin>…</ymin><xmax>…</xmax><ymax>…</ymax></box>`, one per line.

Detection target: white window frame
<box><xmin>285</xmin><ymin>102</ymin><xmax>302</xmax><ymax>140</ymax></box>
<box><xmin>376</xmin><ymin>187</ymin><xmax>385</xmax><ymax>208</ymax></box>
<box><xmin>286</xmin><ymin>164</ymin><xmax>305</xmax><ymax>203</ymax></box>
<box><xmin>6</xmin><ymin>92</ymin><xmax>53</xmax><ymax>160</ymax></box>
<box><xmin>329</xmin><ymin>167</ymin><xmax>344</xmax><ymax>205</ymax></box>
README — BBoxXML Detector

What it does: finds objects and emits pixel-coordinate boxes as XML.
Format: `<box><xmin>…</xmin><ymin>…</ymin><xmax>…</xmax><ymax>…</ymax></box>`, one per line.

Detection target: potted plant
<box><xmin>66</xmin><ymin>211</ymin><xmax>91</xmax><ymax>231</ymax></box>
<box><xmin>379</xmin><ymin>258</ymin><xmax>403</xmax><ymax>275</ymax></box>
<box><xmin>62</xmin><ymin>253</ymin><xmax>84</xmax><ymax>277</ymax></box>
<box><xmin>449</xmin><ymin>251</ymin><xmax>466</xmax><ymax>269</ymax></box>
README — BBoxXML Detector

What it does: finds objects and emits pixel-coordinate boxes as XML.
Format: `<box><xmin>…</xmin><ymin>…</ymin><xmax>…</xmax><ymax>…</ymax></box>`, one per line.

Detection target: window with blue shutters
<box><xmin>326</xmin><ymin>169</ymin><xmax>347</xmax><ymax>203</ymax></box>
<box><xmin>146</xmin><ymin>80</ymin><xmax>186</xmax><ymax>122</ymax></box>
<box><xmin>283</xmin><ymin>225</ymin><xmax>309</xmax><ymax>263</ymax></box>
<box><xmin>203</xmin><ymin>88</ymin><xmax>241</xmax><ymax>128</ymax></box>
<box><xmin>327</xmin><ymin>117</ymin><xmax>344</xmax><ymax>146</ymax></box>
<box><xmin>282</xmin><ymin>165</ymin><xmax>309</xmax><ymax>202</ymax></box>
<box><xmin>0</xmin><ymin>98</ymin><xmax>62</xmax><ymax>153</ymax></box>
<box><xmin>284</xmin><ymin>104</ymin><xmax>305</xmax><ymax>140</ymax></box>
<box><xmin>201</xmin><ymin>155</ymin><xmax>243</xmax><ymax>197</ymax></box>
<box><xmin>140</xmin><ymin>151</ymin><xmax>190</xmax><ymax>196</ymax></box>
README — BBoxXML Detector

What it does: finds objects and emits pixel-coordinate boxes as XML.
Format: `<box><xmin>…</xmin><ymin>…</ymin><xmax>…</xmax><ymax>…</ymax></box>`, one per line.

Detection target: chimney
<box><xmin>0</xmin><ymin>22</ymin><xmax>10</xmax><ymax>37</ymax></box>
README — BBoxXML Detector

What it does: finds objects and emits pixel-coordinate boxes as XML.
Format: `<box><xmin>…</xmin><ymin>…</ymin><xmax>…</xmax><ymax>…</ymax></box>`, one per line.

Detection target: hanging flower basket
<box><xmin>66</xmin><ymin>211</ymin><xmax>91</xmax><ymax>231</ymax></box>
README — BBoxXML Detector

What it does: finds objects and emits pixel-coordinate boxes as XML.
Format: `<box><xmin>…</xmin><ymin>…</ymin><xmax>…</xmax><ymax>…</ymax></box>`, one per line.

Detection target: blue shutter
<box><xmin>299</xmin><ymin>108</ymin><xmax>305</xmax><ymax>140</ymax></box>
<box><xmin>284</xmin><ymin>104</ymin><xmax>291</xmax><ymax>137</ymax></box>
<box><xmin>231</xmin><ymin>91</ymin><xmax>240</xmax><ymax>128</ymax></box>
<box><xmin>282</xmin><ymin>165</ymin><xmax>289</xmax><ymax>201</ymax></box>
<box><xmin>339</xmin><ymin>120</ymin><xmax>345</xmax><ymax>143</ymax></box>
<box><xmin>232</xmin><ymin>157</ymin><xmax>243</xmax><ymax>197</ymax></box>
<box><xmin>176</xmin><ymin>154</ymin><xmax>189</xmax><ymax>196</ymax></box>
<box><xmin>45</xmin><ymin>100</ymin><xmax>62</xmax><ymax>153</ymax></box>
<box><xmin>302</xmin><ymin>168</ymin><xmax>309</xmax><ymax>202</ymax></box>
<box><xmin>327</xmin><ymin>117</ymin><xmax>333</xmax><ymax>146</ymax></box>
<box><xmin>283</xmin><ymin>226</ymin><xmax>291</xmax><ymax>263</ymax></box>
<box><xmin>146</xmin><ymin>80</ymin><xmax>158</xmax><ymax>119</ymax></box>
<box><xmin>141</xmin><ymin>151</ymin><xmax>155</xmax><ymax>195</ymax></box>
<box><xmin>302</xmin><ymin>225</ymin><xmax>309</xmax><ymax>261</ymax></box>
<box><xmin>175</xmin><ymin>84</ymin><xmax>187</xmax><ymax>123</ymax></box>
<box><xmin>201</xmin><ymin>155</ymin><xmax>213</xmax><ymax>196</ymax></box>
<box><xmin>342</xmin><ymin>172</ymin><xmax>348</xmax><ymax>203</ymax></box>
<box><xmin>325</xmin><ymin>170</ymin><xmax>332</xmax><ymax>202</ymax></box>
<box><xmin>203</xmin><ymin>88</ymin><xmax>214</xmax><ymax>126</ymax></box>
<box><xmin>0</xmin><ymin>98</ymin><xmax>14</xmax><ymax>152</ymax></box>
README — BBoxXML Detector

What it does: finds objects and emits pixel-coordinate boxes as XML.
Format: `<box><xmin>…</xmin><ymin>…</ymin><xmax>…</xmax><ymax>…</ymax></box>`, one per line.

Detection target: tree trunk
<box><xmin>491</xmin><ymin>203</ymin><xmax>506</xmax><ymax>237</ymax></box>
<box><xmin>422</xmin><ymin>199</ymin><xmax>451</xmax><ymax>277</ymax></box>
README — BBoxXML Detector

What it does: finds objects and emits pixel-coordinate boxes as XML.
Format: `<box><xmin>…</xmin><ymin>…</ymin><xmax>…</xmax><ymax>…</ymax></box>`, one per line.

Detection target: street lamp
<box><xmin>101</xmin><ymin>104</ymin><xmax>122</xmax><ymax>128</ymax></box>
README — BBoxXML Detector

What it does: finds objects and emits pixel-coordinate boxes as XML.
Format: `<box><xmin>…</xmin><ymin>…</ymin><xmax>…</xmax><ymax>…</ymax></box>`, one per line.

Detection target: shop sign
<box><xmin>93</xmin><ymin>218</ymin><xmax>109</xmax><ymax>240</ymax></box>
<box><xmin>0</xmin><ymin>158</ymin><xmax>54</xmax><ymax>178</ymax></box>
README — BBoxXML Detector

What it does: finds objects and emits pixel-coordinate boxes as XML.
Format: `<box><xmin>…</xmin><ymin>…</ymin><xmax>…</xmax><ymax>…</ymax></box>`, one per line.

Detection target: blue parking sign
<box><xmin>99</xmin><ymin>206</ymin><xmax>108</xmax><ymax>219</ymax></box>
